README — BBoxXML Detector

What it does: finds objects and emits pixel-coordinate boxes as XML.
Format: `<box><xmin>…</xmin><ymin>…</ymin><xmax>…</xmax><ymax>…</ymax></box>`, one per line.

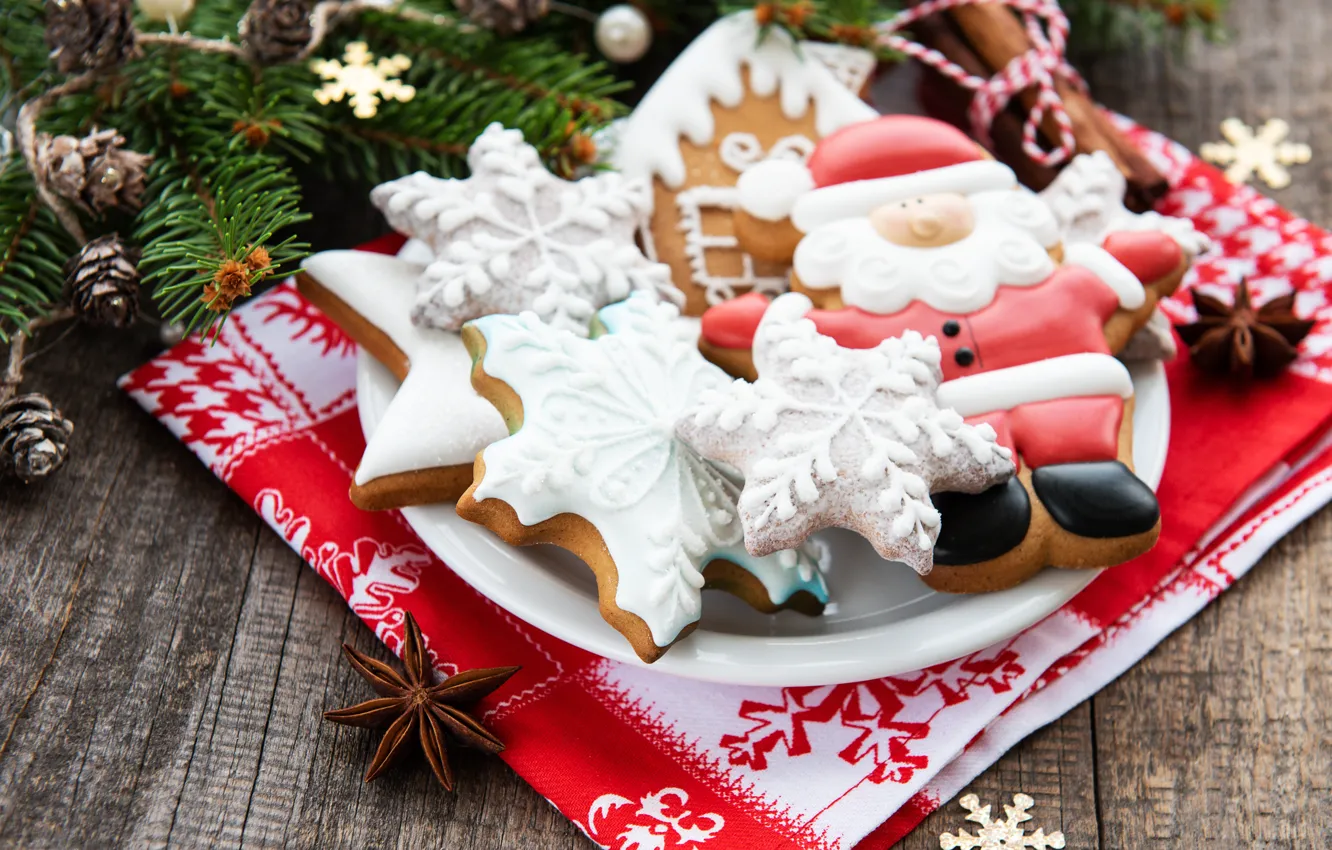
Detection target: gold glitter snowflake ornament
<box><xmin>1200</xmin><ymin>118</ymin><xmax>1311</xmax><ymax>189</ymax></box>
<box><xmin>311</xmin><ymin>42</ymin><xmax>415</xmax><ymax>119</ymax></box>
<box><xmin>939</xmin><ymin>793</ymin><xmax>1066</xmax><ymax>850</ymax></box>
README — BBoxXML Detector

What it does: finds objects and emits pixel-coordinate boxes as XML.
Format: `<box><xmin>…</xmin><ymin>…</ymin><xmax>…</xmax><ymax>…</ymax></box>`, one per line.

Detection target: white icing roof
<box><xmin>611</xmin><ymin>12</ymin><xmax>879</xmax><ymax>189</ymax></box>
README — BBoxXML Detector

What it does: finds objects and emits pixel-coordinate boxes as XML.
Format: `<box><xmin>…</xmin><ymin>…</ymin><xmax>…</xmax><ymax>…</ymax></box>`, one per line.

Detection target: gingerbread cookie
<box><xmin>299</xmin><ymin>123</ymin><xmax>673</xmax><ymax>510</ymax></box>
<box><xmin>456</xmin><ymin>294</ymin><xmax>828</xmax><ymax>663</ymax></box>
<box><xmin>698</xmin><ymin>115</ymin><xmax>1199</xmax><ymax>593</ymax></box>
<box><xmin>678</xmin><ymin>293</ymin><xmax>1015</xmax><ymax>574</ymax></box>
<box><xmin>610</xmin><ymin>11</ymin><xmax>878</xmax><ymax>315</ymax></box>
<box><xmin>1040</xmin><ymin>149</ymin><xmax>1211</xmax><ymax>363</ymax></box>
<box><xmin>373</xmin><ymin>122</ymin><xmax>676</xmax><ymax>334</ymax></box>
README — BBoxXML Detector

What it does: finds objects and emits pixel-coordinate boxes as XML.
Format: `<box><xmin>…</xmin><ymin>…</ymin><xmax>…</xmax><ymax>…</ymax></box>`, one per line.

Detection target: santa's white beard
<box><xmin>791</xmin><ymin>188</ymin><xmax>1064</xmax><ymax>316</ymax></box>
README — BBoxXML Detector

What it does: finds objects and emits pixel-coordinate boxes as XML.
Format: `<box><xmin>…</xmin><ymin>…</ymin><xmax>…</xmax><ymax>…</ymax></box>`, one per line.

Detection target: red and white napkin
<box><xmin>121</xmin><ymin>120</ymin><xmax>1332</xmax><ymax>849</ymax></box>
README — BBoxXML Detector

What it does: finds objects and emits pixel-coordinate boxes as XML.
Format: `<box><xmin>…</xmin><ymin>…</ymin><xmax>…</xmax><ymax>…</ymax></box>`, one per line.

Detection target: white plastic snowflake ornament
<box><xmin>311</xmin><ymin>42</ymin><xmax>415</xmax><ymax>119</ymax></box>
<box><xmin>1200</xmin><ymin>117</ymin><xmax>1311</xmax><ymax>189</ymax></box>
<box><xmin>939</xmin><ymin>793</ymin><xmax>1066</xmax><ymax>850</ymax></box>
<box><xmin>371</xmin><ymin>123</ymin><xmax>676</xmax><ymax>336</ymax></box>
<box><xmin>460</xmin><ymin>293</ymin><xmax>827</xmax><ymax>661</ymax></box>
<box><xmin>678</xmin><ymin>293</ymin><xmax>1015</xmax><ymax>574</ymax></box>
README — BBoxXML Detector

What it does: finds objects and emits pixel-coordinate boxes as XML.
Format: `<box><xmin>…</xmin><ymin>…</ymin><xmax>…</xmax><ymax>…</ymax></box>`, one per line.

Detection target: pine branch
<box><xmin>0</xmin><ymin>155</ymin><xmax>78</xmax><ymax>343</ymax></box>
<box><xmin>1061</xmin><ymin>0</ymin><xmax>1228</xmax><ymax>52</ymax></box>
<box><xmin>204</xmin><ymin>64</ymin><xmax>329</xmax><ymax>162</ymax></box>
<box><xmin>0</xmin><ymin>0</ymin><xmax>51</xmax><ymax>111</ymax></box>
<box><xmin>321</xmin><ymin>21</ymin><xmax>627</xmax><ymax>185</ymax></box>
<box><xmin>135</xmin><ymin>146</ymin><xmax>310</xmax><ymax>339</ymax></box>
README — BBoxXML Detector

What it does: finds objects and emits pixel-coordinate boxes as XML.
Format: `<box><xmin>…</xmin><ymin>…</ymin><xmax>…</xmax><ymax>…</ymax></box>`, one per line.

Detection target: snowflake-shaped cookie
<box><xmin>677</xmin><ymin>294</ymin><xmax>1015</xmax><ymax>574</ymax></box>
<box><xmin>1039</xmin><ymin>150</ymin><xmax>1210</xmax><ymax>255</ymax></box>
<box><xmin>371</xmin><ymin>123</ymin><xmax>677</xmax><ymax>336</ymax></box>
<box><xmin>458</xmin><ymin>293</ymin><xmax>827</xmax><ymax>661</ymax></box>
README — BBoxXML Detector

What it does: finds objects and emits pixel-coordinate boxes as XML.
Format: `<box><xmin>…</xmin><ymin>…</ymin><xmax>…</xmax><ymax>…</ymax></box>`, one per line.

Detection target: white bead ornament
<box><xmin>595</xmin><ymin>4</ymin><xmax>652</xmax><ymax>64</ymax></box>
<box><xmin>136</xmin><ymin>0</ymin><xmax>194</xmax><ymax>24</ymax></box>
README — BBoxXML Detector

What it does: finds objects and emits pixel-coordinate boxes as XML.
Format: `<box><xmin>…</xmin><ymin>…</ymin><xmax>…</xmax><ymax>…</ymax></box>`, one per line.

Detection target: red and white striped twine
<box><xmin>875</xmin><ymin>0</ymin><xmax>1087</xmax><ymax>167</ymax></box>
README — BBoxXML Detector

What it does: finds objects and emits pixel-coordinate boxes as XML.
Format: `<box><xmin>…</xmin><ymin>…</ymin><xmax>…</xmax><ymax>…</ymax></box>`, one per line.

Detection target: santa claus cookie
<box><xmin>611</xmin><ymin>10</ymin><xmax>877</xmax><ymax>315</ymax></box>
<box><xmin>456</xmin><ymin>294</ymin><xmax>828</xmax><ymax>663</ymax></box>
<box><xmin>699</xmin><ymin>115</ymin><xmax>1199</xmax><ymax>593</ymax></box>
<box><xmin>298</xmin><ymin>123</ymin><xmax>674</xmax><ymax>510</ymax></box>
<box><xmin>678</xmin><ymin>293</ymin><xmax>1015</xmax><ymax>574</ymax></box>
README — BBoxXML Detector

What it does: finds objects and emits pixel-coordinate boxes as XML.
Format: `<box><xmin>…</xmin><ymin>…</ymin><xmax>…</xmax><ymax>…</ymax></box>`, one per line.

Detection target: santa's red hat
<box><xmin>736</xmin><ymin>115</ymin><xmax>1017</xmax><ymax>232</ymax></box>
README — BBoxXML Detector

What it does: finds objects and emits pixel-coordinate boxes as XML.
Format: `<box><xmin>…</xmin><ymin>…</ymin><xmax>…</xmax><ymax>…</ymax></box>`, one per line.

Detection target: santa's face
<box><xmin>869</xmin><ymin>193</ymin><xmax>975</xmax><ymax>248</ymax></box>
<box><xmin>792</xmin><ymin>187</ymin><xmax>1063</xmax><ymax>316</ymax></box>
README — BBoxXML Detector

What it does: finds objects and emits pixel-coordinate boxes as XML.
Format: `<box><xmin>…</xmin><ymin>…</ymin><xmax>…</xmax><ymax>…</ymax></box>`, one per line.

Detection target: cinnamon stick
<box><xmin>916</xmin><ymin>3</ymin><xmax>1167</xmax><ymax>210</ymax></box>
<box><xmin>911</xmin><ymin>16</ymin><xmax>1061</xmax><ymax>193</ymax></box>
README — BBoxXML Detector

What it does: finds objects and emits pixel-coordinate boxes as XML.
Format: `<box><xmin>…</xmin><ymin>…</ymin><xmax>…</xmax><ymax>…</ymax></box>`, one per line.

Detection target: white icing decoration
<box><xmin>468</xmin><ymin>293</ymin><xmax>828</xmax><ymax>650</ymax></box>
<box><xmin>1039</xmin><ymin>150</ymin><xmax>1212</xmax><ymax>256</ymax></box>
<box><xmin>677</xmin><ymin>185</ymin><xmax>790</xmax><ymax>305</ymax></box>
<box><xmin>302</xmin><ymin>250</ymin><xmax>508</xmax><ymax>483</ymax></box>
<box><xmin>936</xmin><ymin>353</ymin><xmax>1134</xmax><ymax>418</ymax></box>
<box><xmin>678</xmin><ymin>293</ymin><xmax>1015</xmax><ymax>575</ymax></box>
<box><xmin>792</xmin><ymin>160</ymin><xmax>1019</xmax><ymax>233</ymax></box>
<box><xmin>610</xmin><ymin>12</ymin><xmax>878</xmax><ymax>189</ymax></box>
<box><xmin>718</xmin><ymin>132</ymin><xmax>764</xmax><ymax>173</ymax></box>
<box><xmin>736</xmin><ymin>158</ymin><xmax>816</xmax><ymax>222</ymax></box>
<box><xmin>372</xmin><ymin>123</ymin><xmax>677</xmax><ymax>336</ymax></box>
<box><xmin>793</xmin><ymin>189</ymin><xmax>1061</xmax><ymax>315</ymax></box>
<box><xmin>801</xmin><ymin>41</ymin><xmax>877</xmax><ymax>95</ymax></box>
<box><xmin>718</xmin><ymin>132</ymin><xmax>817</xmax><ymax>173</ymax></box>
<box><xmin>1061</xmin><ymin>241</ymin><xmax>1147</xmax><ymax>310</ymax></box>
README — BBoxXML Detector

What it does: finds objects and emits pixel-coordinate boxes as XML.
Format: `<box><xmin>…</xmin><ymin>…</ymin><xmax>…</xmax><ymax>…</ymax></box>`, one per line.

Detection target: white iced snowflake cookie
<box><xmin>677</xmin><ymin>293</ymin><xmax>1016</xmax><ymax>574</ymax></box>
<box><xmin>456</xmin><ymin>293</ymin><xmax>828</xmax><ymax>664</ymax></box>
<box><xmin>1040</xmin><ymin>150</ymin><xmax>1211</xmax><ymax>256</ymax></box>
<box><xmin>1040</xmin><ymin>150</ymin><xmax>1205</xmax><ymax>363</ymax></box>
<box><xmin>372</xmin><ymin>123</ymin><xmax>678</xmax><ymax>335</ymax></box>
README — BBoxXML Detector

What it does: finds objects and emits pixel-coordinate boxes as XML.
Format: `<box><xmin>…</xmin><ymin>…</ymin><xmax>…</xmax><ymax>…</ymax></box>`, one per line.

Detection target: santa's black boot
<box><xmin>1030</xmin><ymin>461</ymin><xmax>1159</xmax><ymax>538</ymax></box>
<box><xmin>932</xmin><ymin>478</ymin><xmax>1032</xmax><ymax>565</ymax></box>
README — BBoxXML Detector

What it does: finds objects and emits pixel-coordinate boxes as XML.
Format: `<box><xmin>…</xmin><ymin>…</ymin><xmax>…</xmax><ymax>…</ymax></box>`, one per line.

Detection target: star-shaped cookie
<box><xmin>372</xmin><ymin>122</ymin><xmax>677</xmax><ymax>335</ymax></box>
<box><xmin>456</xmin><ymin>294</ymin><xmax>828</xmax><ymax>663</ymax></box>
<box><xmin>677</xmin><ymin>294</ymin><xmax>1016</xmax><ymax>574</ymax></box>
<box><xmin>299</xmin><ymin>248</ymin><xmax>508</xmax><ymax>509</ymax></box>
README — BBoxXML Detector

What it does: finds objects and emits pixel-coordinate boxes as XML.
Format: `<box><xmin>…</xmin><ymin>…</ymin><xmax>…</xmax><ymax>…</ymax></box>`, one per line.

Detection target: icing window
<box><xmin>676</xmin><ymin>185</ymin><xmax>790</xmax><ymax>305</ymax></box>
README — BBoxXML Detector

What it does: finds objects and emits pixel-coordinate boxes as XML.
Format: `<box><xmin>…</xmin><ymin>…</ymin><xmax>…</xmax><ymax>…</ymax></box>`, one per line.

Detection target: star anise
<box><xmin>1175</xmin><ymin>279</ymin><xmax>1315</xmax><ymax>378</ymax></box>
<box><xmin>324</xmin><ymin>612</ymin><xmax>519</xmax><ymax>789</ymax></box>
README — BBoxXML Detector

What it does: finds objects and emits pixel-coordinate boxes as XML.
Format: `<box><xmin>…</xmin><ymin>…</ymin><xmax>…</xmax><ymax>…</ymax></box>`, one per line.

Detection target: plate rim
<box><xmin>360</xmin><ymin>349</ymin><xmax>1169</xmax><ymax>686</ymax></box>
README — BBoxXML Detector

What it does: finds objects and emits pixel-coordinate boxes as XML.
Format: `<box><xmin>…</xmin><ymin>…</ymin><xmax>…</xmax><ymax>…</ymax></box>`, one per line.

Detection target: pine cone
<box><xmin>65</xmin><ymin>235</ymin><xmax>140</xmax><ymax>327</ymax></box>
<box><xmin>0</xmin><ymin>394</ymin><xmax>73</xmax><ymax>483</ymax></box>
<box><xmin>44</xmin><ymin>0</ymin><xmax>136</xmax><ymax>74</ymax></box>
<box><xmin>453</xmin><ymin>0</ymin><xmax>549</xmax><ymax>34</ymax></box>
<box><xmin>240</xmin><ymin>0</ymin><xmax>313</xmax><ymax>65</ymax></box>
<box><xmin>35</xmin><ymin>128</ymin><xmax>153</xmax><ymax>216</ymax></box>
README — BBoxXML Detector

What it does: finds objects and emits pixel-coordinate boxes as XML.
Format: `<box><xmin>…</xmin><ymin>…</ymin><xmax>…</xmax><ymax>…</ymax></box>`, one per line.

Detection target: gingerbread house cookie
<box><xmin>611</xmin><ymin>11</ymin><xmax>878</xmax><ymax>315</ymax></box>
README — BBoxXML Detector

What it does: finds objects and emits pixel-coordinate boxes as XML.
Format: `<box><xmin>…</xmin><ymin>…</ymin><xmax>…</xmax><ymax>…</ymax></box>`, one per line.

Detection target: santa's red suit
<box><xmin>711</xmin><ymin>115</ymin><xmax>1185</xmax><ymax>474</ymax></box>
<box><xmin>704</xmin><ymin>228</ymin><xmax>1180</xmax><ymax>469</ymax></box>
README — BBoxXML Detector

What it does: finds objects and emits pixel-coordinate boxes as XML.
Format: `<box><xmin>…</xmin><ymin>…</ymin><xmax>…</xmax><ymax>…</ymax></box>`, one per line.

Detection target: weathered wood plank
<box><xmin>0</xmin><ymin>322</ymin><xmax>266</xmax><ymax>846</ymax></box>
<box><xmin>1091</xmin><ymin>508</ymin><xmax>1332</xmax><ymax>848</ymax></box>
<box><xmin>898</xmin><ymin>702</ymin><xmax>1100</xmax><ymax>849</ymax></box>
<box><xmin>1</xmin><ymin>1</ymin><xmax>1329</xmax><ymax>847</ymax></box>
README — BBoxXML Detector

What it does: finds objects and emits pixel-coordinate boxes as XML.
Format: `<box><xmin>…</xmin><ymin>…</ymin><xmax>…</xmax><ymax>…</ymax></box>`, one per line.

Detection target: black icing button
<box><xmin>953</xmin><ymin>347</ymin><xmax>975</xmax><ymax>367</ymax></box>
<box><xmin>941</xmin><ymin>320</ymin><xmax>961</xmax><ymax>337</ymax></box>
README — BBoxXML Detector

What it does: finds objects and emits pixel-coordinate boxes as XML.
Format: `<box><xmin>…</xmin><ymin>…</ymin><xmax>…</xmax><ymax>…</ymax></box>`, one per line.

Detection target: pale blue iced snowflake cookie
<box><xmin>456</xmin><ymin>293</ymin><xmax>828</xmax><ymax>663</ymax></box>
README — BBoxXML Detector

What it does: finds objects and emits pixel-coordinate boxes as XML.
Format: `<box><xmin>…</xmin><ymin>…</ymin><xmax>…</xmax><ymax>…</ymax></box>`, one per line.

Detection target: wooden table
<box><xmin>2</xmin><ymin>1</ymin><xmax>1329</xmax><ymax>845</ymax></box>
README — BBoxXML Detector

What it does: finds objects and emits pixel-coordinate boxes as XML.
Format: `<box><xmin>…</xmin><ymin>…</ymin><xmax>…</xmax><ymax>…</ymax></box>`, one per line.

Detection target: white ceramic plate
<box><xmin>358</xmin><ymin>352</ymin><xmax>1168</xmax><ymax>686</ymax></box>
